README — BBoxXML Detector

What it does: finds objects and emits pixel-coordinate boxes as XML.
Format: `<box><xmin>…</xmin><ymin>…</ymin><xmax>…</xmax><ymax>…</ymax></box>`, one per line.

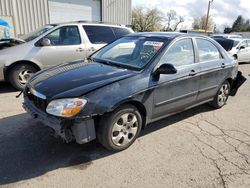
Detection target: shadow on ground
<box><xmin>0</xmin><ymin>104</ymin><xmax>214</xmax><ymax>185</ymax></box>
<box><xmin>0</xmin><ymin>82</ymin><xmax>17</xmax><ymax>93</ymax></box>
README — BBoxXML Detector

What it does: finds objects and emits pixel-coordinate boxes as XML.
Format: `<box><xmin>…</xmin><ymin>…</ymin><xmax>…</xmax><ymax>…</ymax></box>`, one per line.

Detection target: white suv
<box><xmin>0</xmin><ymin>22</ymin><xmax>133</xmax><ymax>90</ymax></box>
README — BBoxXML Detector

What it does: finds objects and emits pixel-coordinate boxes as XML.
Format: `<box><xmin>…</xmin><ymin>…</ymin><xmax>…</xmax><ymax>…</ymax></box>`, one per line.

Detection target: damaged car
<box><xmin>23</xmin><ymin>32</ymin><xmax>239</xmax><ymax>151</ymax></box>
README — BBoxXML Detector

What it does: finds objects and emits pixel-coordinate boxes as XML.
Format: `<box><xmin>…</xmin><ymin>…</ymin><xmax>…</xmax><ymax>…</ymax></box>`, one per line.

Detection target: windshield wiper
<box><xmin>93</xmin><ymin>58</ymin><xmax>112</xmax><ymax>66</ymax></box>
<box><xmin>93</xmin><ymin>58</ymin><xmax>132</xmax><ymax>70</ymax></box>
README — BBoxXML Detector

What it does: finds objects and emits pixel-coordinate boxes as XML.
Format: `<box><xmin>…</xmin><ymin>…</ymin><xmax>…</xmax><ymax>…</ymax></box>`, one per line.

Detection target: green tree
<box><xmin>232</xmin><ymin>15</ymin><xmax>245</xmax><ymax>32</ymax></box>
<box><xmin>132</xmin><ymin>7</ymin><xmax>163</xmax><ymax>32</ymax></box>
<box><xmin>224</xmin><ymin>27</ymin><xmax>232</xmax><ymax>34</ymax></box>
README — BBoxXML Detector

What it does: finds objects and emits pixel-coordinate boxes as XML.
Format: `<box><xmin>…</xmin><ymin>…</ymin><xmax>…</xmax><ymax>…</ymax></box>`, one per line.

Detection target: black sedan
<box><xmin>23</xmin><ymin>32</ymin><xmax>238</xmax><ymax>151</ymax></box>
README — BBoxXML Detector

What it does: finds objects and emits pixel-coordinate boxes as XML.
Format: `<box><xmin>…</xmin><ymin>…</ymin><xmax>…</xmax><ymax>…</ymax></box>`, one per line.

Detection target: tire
<box><xmin>8</xmin><ymin>64</ymin><xmax>37</xmax><ymax>90</ymax></box>
<box><xmin>210</xmin><ymin>80</ymin><xmax>230</xmax><ymax>109</ymax></box>
<box><xmin>97</xmin><ymin>104</ymin><xmax>142</xmax><ymax>152</ymax></box>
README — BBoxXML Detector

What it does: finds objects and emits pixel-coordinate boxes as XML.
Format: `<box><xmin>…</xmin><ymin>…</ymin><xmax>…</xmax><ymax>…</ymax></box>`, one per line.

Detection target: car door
<box><xmin>195</xmin><ymin>38</ymin><xmax>225</xmax><ymax>102</ymax></box>
<box><xmin>237</xmin><ymin>40</ymin><xmax>249</xmax><ymax>62</ymax></box>
<box><xmin>151</xmin><ymin>38</ymin><xmax>200</xmax><ymax>120</ymax></box>
<box><xmin>33</xmin><ymin>25</ymin><xmax>86</xmax><ymax>67</ymax></box>
<box><xmin>82</xmin><ymin>25</ymin><xmax>117</xmax><ymax>57</ymax></box>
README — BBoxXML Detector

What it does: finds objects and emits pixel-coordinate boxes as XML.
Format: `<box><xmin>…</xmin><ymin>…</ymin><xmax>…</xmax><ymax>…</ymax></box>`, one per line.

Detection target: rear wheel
<box><xmin>8</xmin><ymin>64</ymin><xmax>37</xmax><ymax>90</ymax></box>
<box><xmin>210</xmin><ymin>80</ymin><xmax>230</xmax><ymax>109</ymax></box>
<box><xmin>97</xmin><ymin>105</ymin><xmax>142</xmax><ymax>152</ymax></box>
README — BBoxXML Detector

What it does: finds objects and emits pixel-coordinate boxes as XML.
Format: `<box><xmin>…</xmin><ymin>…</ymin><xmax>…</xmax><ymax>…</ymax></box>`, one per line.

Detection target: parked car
<box><xmin>23</xmin><ymin>32</ymin><xmax>238</xmax><ymax>151</ymax></box>
<box><xmin>214</xmin><ymin>38</ymin><xmax>250</xmax><ymax>63</ymax></box>
<box><xmin>211</xmin><ymin>34</ymin><xmax>242</xmax><ymax>40</ymax></box>
<box><xmin>0</xmin><ymin>22</ymin><xmax>133</xmax><ymax>90</ymax></box>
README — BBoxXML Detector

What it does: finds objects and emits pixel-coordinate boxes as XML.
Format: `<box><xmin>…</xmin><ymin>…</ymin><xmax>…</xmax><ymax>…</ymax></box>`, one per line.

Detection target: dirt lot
<box><xmin>0</xmin><ymin>64</ymin><xmax>250</xmax><ymax>188</ymax></box>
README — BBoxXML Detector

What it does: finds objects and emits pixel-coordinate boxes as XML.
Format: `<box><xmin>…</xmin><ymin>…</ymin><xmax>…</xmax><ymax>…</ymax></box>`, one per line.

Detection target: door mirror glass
<box><xmin>41</xmin><ymin>38</ymin><xmax>51</xmax><ymax>46</ymax></box>
<box><xmin>154</xmin><ymin>63</ymin><xmax>177</xmax><ymax>75</ymax></box>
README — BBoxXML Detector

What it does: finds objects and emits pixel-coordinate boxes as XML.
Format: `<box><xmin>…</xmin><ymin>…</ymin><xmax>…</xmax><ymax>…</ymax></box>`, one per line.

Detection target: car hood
<box><xmin>28</xmin><ymin>60</ymin><xmax>137</xmax><ymax>100</ymax></box>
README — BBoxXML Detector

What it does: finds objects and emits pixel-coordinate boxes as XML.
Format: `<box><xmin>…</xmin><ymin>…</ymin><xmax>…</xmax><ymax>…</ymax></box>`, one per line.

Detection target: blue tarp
<box><xmin>0</xmin><ymin>18</ymin><xmax>11</xmax><ymax>28</ymax></box>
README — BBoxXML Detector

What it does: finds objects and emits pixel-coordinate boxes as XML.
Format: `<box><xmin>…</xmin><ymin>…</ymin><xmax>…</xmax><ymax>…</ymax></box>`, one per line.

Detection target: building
<box><xmin>0</xmin><ymin>0</ymin><xmax>132</xmax><ymax>38</ymax></box>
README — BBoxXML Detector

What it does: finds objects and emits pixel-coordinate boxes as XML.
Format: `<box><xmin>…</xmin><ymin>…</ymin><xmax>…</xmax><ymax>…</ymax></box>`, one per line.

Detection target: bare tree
<box><xmin>163</xmin><ymin>10</ymin><xmax>184</xmax><ymax>31</ymax></box>
<box><xmin>132</xmin><ymin>7</ymin><xmax>163</xmax><ymax>32</ymax></box>
<box><xmin>193</xmin><ymin>15</ymin><xmax>214</xmax><ymax>31</ymax></box>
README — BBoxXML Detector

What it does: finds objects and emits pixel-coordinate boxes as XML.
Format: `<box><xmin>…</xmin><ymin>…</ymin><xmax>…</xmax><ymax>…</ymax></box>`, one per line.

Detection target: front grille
<box><xmin>25</xmin><ymin>87</ymin><xmax>47</xmax><ymax>111</ymax></box>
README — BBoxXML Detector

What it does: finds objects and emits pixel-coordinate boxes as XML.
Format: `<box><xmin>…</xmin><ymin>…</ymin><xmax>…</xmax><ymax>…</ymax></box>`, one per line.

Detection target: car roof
<box><xmin>128</xmin><ymin>32</ymin><xmax>210</xmax><ymax>40</ymax></box>
<box><xmin>50</xmin><ymin>21</ymin><xmax>130</xmax><ymax>28</ymax></box>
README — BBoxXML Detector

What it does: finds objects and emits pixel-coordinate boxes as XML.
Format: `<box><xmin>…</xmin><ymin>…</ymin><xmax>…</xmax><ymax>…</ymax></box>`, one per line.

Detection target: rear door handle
<box><xmin>189</xmin><ymin>70</ymin><xmax>197</xmax><ymax>76</ymax></box>
<box><xmin>76</xmin><ymin>48</ymin><xmax>84</xmax><ymax>52</ymax></box>
<box><xmin>221</xmin><ymin>63</ymin><xmax>226</xmax><ymax>68</ymax></box>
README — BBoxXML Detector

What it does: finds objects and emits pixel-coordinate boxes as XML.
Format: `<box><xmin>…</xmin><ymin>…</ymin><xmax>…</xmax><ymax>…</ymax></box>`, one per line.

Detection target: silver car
<box><xmin>0</xmin><ymin>22</ymin><xmax>133</xmax><ymax>90</ymax></box>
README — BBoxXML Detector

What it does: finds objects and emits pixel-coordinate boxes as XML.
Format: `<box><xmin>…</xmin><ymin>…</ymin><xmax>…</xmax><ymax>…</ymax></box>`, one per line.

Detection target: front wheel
<box><xmin>210</xmin><ymin>80</ymin><xmax>230</xmax><ymax>109</ymax></box>
<box><xmin>8</xmin><ymin>64</ymin><xmax>37</xmax><ymax>90</ymax></box>
<box><xmin>97</xmin><ymin>105</ymin><xmax>142</xmax><ymax>152</ymax></box>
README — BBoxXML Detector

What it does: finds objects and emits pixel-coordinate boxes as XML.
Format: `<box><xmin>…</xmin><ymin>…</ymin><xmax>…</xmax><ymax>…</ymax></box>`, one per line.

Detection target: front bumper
<box><xmin>23</xmin><ymin>96</ymin><xmax>96</xmax><ymax>144</ymax></box>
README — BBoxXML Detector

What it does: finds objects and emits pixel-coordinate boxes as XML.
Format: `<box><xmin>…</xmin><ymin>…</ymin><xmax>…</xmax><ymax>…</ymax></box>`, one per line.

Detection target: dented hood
<box><xmin>28</xmin><ymin>60</ymin><xmax>137</xmax><ymax>100</ymax></box>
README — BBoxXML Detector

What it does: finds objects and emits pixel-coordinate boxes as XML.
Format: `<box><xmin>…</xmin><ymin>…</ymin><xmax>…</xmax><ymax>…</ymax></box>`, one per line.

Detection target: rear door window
<box><xmin>83</xmin><ymin>25</ymin><xmax>116</xmax><ymax>44</ymax></box>
<box><xmin>196</xmin><ymin>39</ymin><xmax>221</xmax><ymax>62</ymax></box>
<box><xmin>112</xmin><ymin>27</ymin><xmax>132</xmax><ymax>39</ymax></box>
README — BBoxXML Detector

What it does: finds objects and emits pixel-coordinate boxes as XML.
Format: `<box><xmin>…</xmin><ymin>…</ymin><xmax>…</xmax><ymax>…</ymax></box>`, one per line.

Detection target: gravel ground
<box><xmin>0</xmin><ymin>64</ymin><xmax>250</xmax><ymax>188</ymax></box>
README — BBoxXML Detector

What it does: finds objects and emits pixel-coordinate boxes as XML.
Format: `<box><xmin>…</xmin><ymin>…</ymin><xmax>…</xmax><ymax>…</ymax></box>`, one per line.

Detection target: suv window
<box><xmin>83</xmin><ymin>25</ymin><xmax>116</xmax><ymax>44</ymax></box>
<box><xmin>161</xmin><ymin>39</ymin><xmax>194</xmax><ymax>67</ymax></box>
<box><xmin>45</xmin><ymin>26</ymin><xmax>81</xmax><ymax>46</ymax></box>
<box><xmin>112</xmin><ymin>27</ymin><xmax>131</xmax><ymax>39</ymax></box>
<box><xmin>196</xmin><ymin>38</ymin><xmax>220</xmax><ymax>62</ymax></box>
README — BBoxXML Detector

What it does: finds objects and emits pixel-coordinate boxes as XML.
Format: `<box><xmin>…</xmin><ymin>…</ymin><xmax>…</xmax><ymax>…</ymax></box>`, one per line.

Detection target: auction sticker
<box><xmin>144</xmin><ymin>41</ymin><xmax>163</xmax><ymax>47</ymax></box>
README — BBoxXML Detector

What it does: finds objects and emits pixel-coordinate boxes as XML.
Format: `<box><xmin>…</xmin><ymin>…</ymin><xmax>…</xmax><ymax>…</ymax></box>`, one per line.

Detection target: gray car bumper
<box><xmin>23</xmin><ymin>96</ymin><xmax>96</xmax><ymax>144</ymax></box>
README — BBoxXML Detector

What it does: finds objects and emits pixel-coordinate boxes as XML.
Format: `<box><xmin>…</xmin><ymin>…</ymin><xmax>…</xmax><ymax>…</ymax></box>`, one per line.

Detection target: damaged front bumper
<box><xmin>23</xmin><ymin>96</ymin><xmax>96</xmax><ymax>144</ymax></box>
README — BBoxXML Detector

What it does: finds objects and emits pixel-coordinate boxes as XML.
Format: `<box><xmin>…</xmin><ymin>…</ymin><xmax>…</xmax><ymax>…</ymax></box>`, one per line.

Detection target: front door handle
<box><xmin>76</xmin><ymin>48</ymin><xmax>84</xmax><ymax>52</ymax></box>
<box><xmin>221</xmin><ymin>63</ymin><xmax>226</xmax><ymax>68</ymax></box>
<box><xmin>88</xmin><ymin>47</ymin><xmax>96</xmax><ymax>51</ymax></box>
<box><xmin>189</xmin><ymin>70</ymin><xmax>197</xmax><ymax>76</ymax></box>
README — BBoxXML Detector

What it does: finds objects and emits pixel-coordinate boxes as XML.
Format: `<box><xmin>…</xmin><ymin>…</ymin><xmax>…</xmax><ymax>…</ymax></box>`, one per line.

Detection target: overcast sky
<box><xmin>132</xmin><ymin>0</ymin><xmax>250</xmax><ymax>31</ymax></box>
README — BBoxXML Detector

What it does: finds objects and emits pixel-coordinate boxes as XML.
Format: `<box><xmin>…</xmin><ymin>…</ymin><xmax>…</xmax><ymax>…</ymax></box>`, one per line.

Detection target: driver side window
<box><xmin>45</xmin><ymin>26</ymin><xmax>81</xmax><ymax>46</ymax></box>
<box><xmin>161</xmin><ymin>39</ymin><xmax>195</xmax><ymax>67</ymax></box>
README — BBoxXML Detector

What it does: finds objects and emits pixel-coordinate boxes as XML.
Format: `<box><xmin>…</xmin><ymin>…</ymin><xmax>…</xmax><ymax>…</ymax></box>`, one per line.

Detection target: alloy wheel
<box><xmin>111</xmin><ymin>113</ymin><xmax>139</xmax><ymax>147</ymax></box>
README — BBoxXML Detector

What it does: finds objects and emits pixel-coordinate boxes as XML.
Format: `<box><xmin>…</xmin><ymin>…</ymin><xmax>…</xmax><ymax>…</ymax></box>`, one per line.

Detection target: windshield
<box><xmin>20</xmin><ymin>25</ymin><xmax>56</xmax><ymax>42</ymax></box>
<box><xmin>233</xmin><ymin>40</ymin><xmax>240</xmax><ymax>47</ymax></box>
<box><xmin>92</xmin><ymin>36</ymin><xmax>167</xmax><ymax>70</ymax></box>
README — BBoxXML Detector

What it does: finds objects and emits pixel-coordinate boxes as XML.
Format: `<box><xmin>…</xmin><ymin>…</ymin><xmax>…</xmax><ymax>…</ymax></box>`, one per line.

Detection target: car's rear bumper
<box><xmin>230</xmin><ymin>71</ymin><xmax>246</xmax><ymax>96</ymax></box>
<box><xmin>23</xmin><ymin>95</ymin><xmax>96</xmax><ymax>144</ymax></box>
<box><xmin>0</xmin><ymin>64</ymin><xmax>5</xmax><ymax>81</ymax></box>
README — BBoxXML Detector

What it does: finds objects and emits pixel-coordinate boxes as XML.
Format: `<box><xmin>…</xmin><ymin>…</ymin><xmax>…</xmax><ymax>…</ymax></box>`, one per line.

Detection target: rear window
<box><xmin>112</xmin><ymin>27</ymin><xmax>132</xmax><ymax>39</ymax></box>
<box><xmin>83</xmin><ymin>25</ymin><xmax>116</xmax><ymax>44</ymax></box>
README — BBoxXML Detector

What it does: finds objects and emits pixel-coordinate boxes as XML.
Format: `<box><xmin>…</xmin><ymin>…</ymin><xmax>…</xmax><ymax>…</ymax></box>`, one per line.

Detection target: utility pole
<box><xmin>205</xmin><ymin>0</ymin><xmax>213</xmax><ymax>34</ymax></box>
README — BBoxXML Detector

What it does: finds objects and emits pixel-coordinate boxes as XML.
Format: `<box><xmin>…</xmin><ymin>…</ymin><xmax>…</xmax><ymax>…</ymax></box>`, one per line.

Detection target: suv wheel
<box><xmin>210</xmin><ymin>80</ymin><xmax>230</xmax><ymax>109</ymax></box>
<box><xmin>8</xmin><ymin>64</ymin><xmax>37</xmax><ymax>90</ymax></box>
<box><xmin>97</xmin><ymin>105</ymin><xmax>142</xmax><ymax>152</ymax></box>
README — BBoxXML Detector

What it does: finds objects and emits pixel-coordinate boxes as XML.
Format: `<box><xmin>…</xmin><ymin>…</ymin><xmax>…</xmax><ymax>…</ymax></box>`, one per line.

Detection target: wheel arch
<box><xmin>95</xmin><ymin>99</ymin><xmax>148</xmax><ymax>129</ymax></box>
<box><xmin>4</xmin><ymin>60</ymin><xmax>42</xmax><ymax>80</ymax></box>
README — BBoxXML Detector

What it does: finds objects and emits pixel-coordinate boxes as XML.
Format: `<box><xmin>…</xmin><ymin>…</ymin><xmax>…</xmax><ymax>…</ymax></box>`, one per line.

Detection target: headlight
<box><xmin>46</xmin><ymin>98</ymin><xmax>87</xmax><ymax>117</ymax></box>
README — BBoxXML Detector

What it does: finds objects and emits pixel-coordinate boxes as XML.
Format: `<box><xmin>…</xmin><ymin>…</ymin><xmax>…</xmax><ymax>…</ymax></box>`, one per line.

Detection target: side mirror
<box><xmin>154</xmin><ymin>63</ymin><xmax>177</xmax><ymax>75</ymax></box>
<box><xmin>40</xmin><ymin>38</ymin><xmax>51</xmax><ymax>46</ymax></box>
<box><xmin>239</xmin><ymin>46</ymin><xmax>245</xmax><ymax>50</ymax></box>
